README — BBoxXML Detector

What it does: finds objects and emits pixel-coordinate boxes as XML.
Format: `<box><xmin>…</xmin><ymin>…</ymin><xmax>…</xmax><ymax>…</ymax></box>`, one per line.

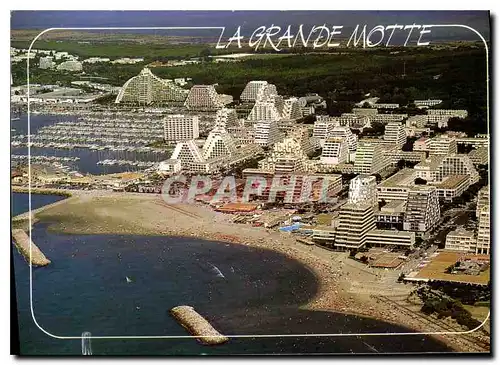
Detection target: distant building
<box><xmin>164</xmin><ymin>115</ymin><xmax>200</xmax><ymax>143</ymax></box>
<box><xmin>115</xmin><ymin>68</ymin><xmax>188</xmax><ymax>105</ymax></box>
<box><xmin>240</xmin><ymin>81</ymin><xmax>277</xmax><ymax>102</ymax></box>
<box><xmin>476</xmin><ymin>186</ymin><xmax>489</xmax><ymax>219</ymax></box>
<box><xmin>413</xmin><ymin>137</ymin><xmax>431</xmax><ymax>152</ymax></box>
<box><xmin>383</xmin><ymin>122</ymin><xmax>407</xmax><ymax>148</ymax></box>
<box><xmin>254</xmin><ymin>120</ymin><xmax>281</xmax><ymax>147</ymax></box>
<box><xmin>429</xmin><ymin>136</ymin><xmax>457</xmax><ymax>157</ymax></box>
<box><xmin>348</xmin><ymin>175</ymin><xmax>378</xmax><ymax>208</ymax></box>
<box><xmin>476</xmin><ymin>205</ymin><xmax>490</xmax><ymax>255</ymax></box>
<box><xmin>202</xmin><ymin>127</ymin><xmax>238</xmax><ymax>160</ymax></box>
<box><xmin>403</xmin><ymin>186</ymin><xmax>440</xmax><ymax>233</ymax></box>
<box><xmin>354</xmin><ymin>141</ymin><xmax>391</xmax><ymax>174</ymax></box>
<box><xmin>320</xmin><ymin>138</ymin><xmax>348</xmax><ymax>165</ymax></box>
<box><xmin>445</xmin><ymin>229</ymin><xmax>476</xmax><ymax>252</ymax></box>
<box><xmin>56</xmin><ymin>60</ymin><xmax>83</xmax><ymax>72</ymax></box>
<box><xmin>214</xmin><ymin>108</ymin><xmax>239</xmax><ymax>129</ymax></box>
<box><xmin>282</xmin><ymin>97</ymin><xmax>302</xmax><ymax>120</ymax></box>
<box><xmin>434</xmin><ymin>154</ymin><xmax>479</xmax><ymax>184</ymax></box>
<box><xmin>334</xmin><ymin>203</ymin><xmax>377</xmax><ymax>250</ymax></box>
<box><xmin>184</xmin><ymin>85</ymin><xmax>223</xmax><ymax>111</ymax></box>
<box><xmin>39</xmin><ymin>56</ymin><xmax>55</xmax><ymax>69</ymax></box>
<box><xmin>468</xmin><ymin>147</ymin><xmax>489</xmax><ymax>166</ymax></box>
<box><xmin>414</xmin><ymin>99</ymin><xmax>442</xmax><ymax>107</ymax></box>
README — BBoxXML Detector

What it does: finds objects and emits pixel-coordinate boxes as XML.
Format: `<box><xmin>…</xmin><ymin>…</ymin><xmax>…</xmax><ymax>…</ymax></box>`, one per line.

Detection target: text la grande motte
<box><xmin>216</xmin><ymin>24</ymin><xmax>434</xmax><ymax>51</ymax></box>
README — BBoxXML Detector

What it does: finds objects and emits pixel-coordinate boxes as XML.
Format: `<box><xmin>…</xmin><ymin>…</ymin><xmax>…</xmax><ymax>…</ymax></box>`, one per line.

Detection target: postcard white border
<box><xmin>25</xmin><ymin>24</ymin><xmax>490</xmax><ymax>342</ymax></box>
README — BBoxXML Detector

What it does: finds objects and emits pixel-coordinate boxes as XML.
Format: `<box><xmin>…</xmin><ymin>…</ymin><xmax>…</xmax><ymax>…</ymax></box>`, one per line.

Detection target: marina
<box><xmin>11</xmin><ymin>113</ymin><xmax>172</xmax><ymax>174</ymax></box>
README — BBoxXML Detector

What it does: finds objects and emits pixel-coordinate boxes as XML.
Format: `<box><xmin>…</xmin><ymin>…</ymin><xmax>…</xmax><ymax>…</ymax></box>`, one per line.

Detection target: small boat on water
<box><xmin>126</xmin><ymin>276</ymin><xmax>132</xmax><ymax>283</ymax></box>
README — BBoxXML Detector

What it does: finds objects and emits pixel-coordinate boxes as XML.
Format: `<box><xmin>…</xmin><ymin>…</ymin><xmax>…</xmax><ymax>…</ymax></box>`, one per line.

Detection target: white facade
<box><xmin>39</xmin><ymin>56</ymin><xmax>55</xmax><ymax>69</ymax></box>
<box><xmin>240</xmin><ymin>81</ymin><xmax>276</xmax><ymax>102</ymax></box>
<box><xmin>348</xmin><ymin>175</ymin><xmax>378</xmax><ymax>208</ymax></box>
<box><xmin>413</xmin><ymin>137</ymin><xmax>431</xmax><ymax>152</ymax></box>
<box><xmin>184</xmin><ymin>85</ymin><xmax>223</xmax><ymax>110</ymax></box>
<box><xmin>354</xmin><ymin>141</ymin><xmax>391</xmax><ymax>174</ymax></box>
<box><xmin>429</xmin><ymin>136</ymin><xmax>458</xmax><ymax>157</ymax></box>
<box><xmin>115</xmin><ymin>68</ymin><xmax>188</xmax><ymax>104</ymax></box>
<box><xmin>334</xmin><ymin>203</ymin><xmax>377</xmax><ymax>250</ymax></box>
<box><xmin>434</xmin><ymin>154</ymin><xmax>479</xmax><ymax>184</ymax></box>
<box><xmin>320</xmin><ymin>138</ymin><xmax>348</xmax><ymax>165</ymax></box>
<box><xmin>282</xmin><ymin>97</ymin><xmax>302</xmax><ymax>120</ymax></box>
<box><xmin>214</xmin><ymin>108</ymin><xmax>239</xmax><ymax>129</ymax></box>
<box><xmin>445</xmin><ymin>229</ymin><xmax>477</xmax><ymax>252</ymax></box>
<box><xmin>56</xmin><ymin>60</ymin><xmax>83</xmax><ymax>72</ymax></box>
<box><xmin>476</xmin><ymin>206</ymin><xmax>490</xmax><ymax>255</ymax></box>
<box><xmin>403</xmin><ymin>186</ymin><xmax>440</xmax><ymax>233</ymax></box>
<box><xmin>384</xmin><ymin>122</ymin><xmax>407</xmax><ymax>148</ymax></box>
<box><xmin>331</xmin><ymin>126</ymin><xmax>358</xmax><ymax>156</ymax></box>
<box><xmin>202</xmin><ymin>127</ymin><xmax>238</xmax><ymax>160</ymax></box>
<box><xmin>164</xmin><ymin>115</ymin><xmax>200</xmax><ymax>143</ymax></box>
<box><xmin>254</xmin><ymin>121</ymin><xmax>281</xmax><ymax>147</ymax></box>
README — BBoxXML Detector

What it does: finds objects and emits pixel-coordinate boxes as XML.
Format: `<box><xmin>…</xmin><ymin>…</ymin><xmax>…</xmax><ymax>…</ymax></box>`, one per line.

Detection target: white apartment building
<box><xmin>468</xmin><ymin>147</ymin><xmax>489</xmax><ymax>166</ymax></box>
<box><xmin>476</xmin><ymin>186</ymin><xmax>489</xmax><ymax>219</ymax></box>
<box><xmin>313</xmin><ymin>119</ymin><xmax>339</xmax><ymax>146</ymax></box>
<box><xmin>184</xmin><ymin>85</ymin><xmax>223</xmax><ymax>110</ymax></box>
<box><xmin>254</xmin><ymin>120</ymin><xmax>281</xmax><ymax>147</ymax></box>
<box><xmin>331</xmin><ymin>126</ymin><xmax>358</xmax><ymax>156</ymax></box>
<box><xmin>39</xmin><ymin>56</ymin><xmax>55</xmax><ymax>69</ymax></box>
<box><xmin>247</xmin><ymin>102</ymin><xmax>283</xmax><ymax>121</ymax></box>
<box><xmin>354</xmin><ymin>141</ymin><xmax>391</xmax><ymax>174</ymax></box>
<box><xmin>414</xmin><ymin>99</ymin><xmax>442</xmax><ymax>107</ymax></box>
<box><xmin>413</xmin><ymin>137</ymin><xmax>431</xmax><ymax>152</ymax></box>
<box><xmin>370</xmin><ymin>114</ymin><xmax>408</xmax><ymax>124</ymax></box>
<box><xmin>348</xmin><ymin>175</ymin><xmax>378</xmax><ymax>208</ymax></box>
<box><xmin>365</xmin><ymin>229</ymin><xmax>415</xmax><ymax>249</ymax></box>
<box><xmin>282</xmin><ymin>97</ymin><xmax>302</xmax><ymax>120</ymax></box>
<box><xmin>476</xmin><ymin>206</ymin><xmax>490</xmax><ymax>255</ymax></box>
<box><xmin>403</xmin><ymin>186</ymin><xmax>440</xmax><ymax>233</ymax></box>
<box><xmin>377</xmin><ymin>168</ymin><xmax>415</xmax><ymax>202</ymax></box>
<box><xmin>157</xmin><ymin>159</ymin><xmax>182</xmax><ymax>174</ymax></box>
<box><xmin>406</xmin><ymin>115</ymin><xmax>428</xmax><ymax>128</ymax></box>
<box><xmin>214</xmin><ymin>108</ymin><xmax>239</xmax><ymax>129</ymax></box>
<box><xmin>427</xmin><ymin>109</ymin><xmax>468</xmax><ymax>118</ymax></box>
<box><xmin>337</xmin><ymin>114</ymin><xmax>371</xmax><ymax>129</ymax></box>
<box><xmin>170</xmin><ymin>140</ymin><xmax>205</xmax><ymax>165</ymax></box>
<box><xmin>445</xmin><ymin>229</ymin><xmax>477</xmax><ymax>252</ymax></box>
<box><xmin>240</xmin><ymin>81</ymin><xmax>277</xmax><ymax>102</ymax></box>
<box><xmin>320</xmin><ymin>137</ymin><xmax>348</xmax><ymax>165</ymax></box>
<box><xmin>373</xmin><ymin>103</ymin><xmax>400</xmax><ymax>109</ymax></box>
<box><xmin>434</xmin><ymin>154</ymin><xmax>479</xmax><ymax>184</ymax></box>
<box><xmin>115</xmin><ymin>68</ymin><xmax>188</xmax><ymax>104</ymax></box>
<box><xmin>56</xmin><ymin>60</ymin><xmax>83</xmax><ymax>72</ymax></box>
<box><xmin>202</xmin><ymin>127</ymin><xmax>238</xmax><ymax>160</ymax></box>
<box><xmin>334</xmin><ymin>203</ymin><xmax>377</xmax><ymax>250</ymax></box>
<box><xmin>384</xmin><ymin>122</ymin><xmax>407</xmax><ymax>148</ymax></box>
<box><xmin>352</xmin><ymin>108</ymin><xmax>378</xmax><ymax>116</ymax></box>
<box><xmin>164</xmin><ymin>115</ymin><xmax>200</xmax><ymax>143</ymax></box>
<box><xmin>429</xmin><ymin>136</ymin><xmax>458</xmax><ymax>157</ymax></box>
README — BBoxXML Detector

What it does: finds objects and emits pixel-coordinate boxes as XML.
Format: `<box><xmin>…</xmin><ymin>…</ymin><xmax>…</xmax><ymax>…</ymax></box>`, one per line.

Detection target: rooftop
<box><xmin>378</xmin><ymin>168</ymin><xmax>415</xmax><ymax>188</ymax></box>
<box><xmin>432</xmin><ymin>175</ymin><xmax>469</xmax><ymax>189</ymax></box>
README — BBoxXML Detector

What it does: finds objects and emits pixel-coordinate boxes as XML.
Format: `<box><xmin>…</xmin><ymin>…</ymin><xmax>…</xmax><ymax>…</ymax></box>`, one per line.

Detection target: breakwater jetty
<box><xmin>12</xmin><ymin>229</ymin><xmax>51</xmax><ymax>266</ymax></box>
<box><xmin>169</xmin><ymin>306</ymin><xmax>229</xmax><ymax>345</ymax></box>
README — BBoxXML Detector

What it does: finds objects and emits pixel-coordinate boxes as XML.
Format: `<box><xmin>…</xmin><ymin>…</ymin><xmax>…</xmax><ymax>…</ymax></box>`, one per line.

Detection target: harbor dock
<box><xmin>12</xmin><ymin>229</ymin><xmax>51</xmax><ymax>266</ymax></box>
<box><xmin>170</xmin><ymin>306</ymin><xmax>229</xmax><ymax>345</ymax></box>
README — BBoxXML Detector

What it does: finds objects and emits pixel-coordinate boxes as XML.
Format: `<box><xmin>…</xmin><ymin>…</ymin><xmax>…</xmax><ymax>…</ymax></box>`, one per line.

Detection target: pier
<box><xmin>170</xmin><ymin>306</ymin><xmax>229</xmax><ymax>345</ymax></box>
<box><xmin>12</xmin><ymin>229</ymin><xmax>51</xmax><ymax>266</ymax></box>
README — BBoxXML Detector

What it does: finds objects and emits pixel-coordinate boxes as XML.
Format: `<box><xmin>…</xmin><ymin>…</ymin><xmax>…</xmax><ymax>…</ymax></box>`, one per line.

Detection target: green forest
<box><xmin>11</xmin><ymin>44</ymin><xmax>488</xmax><ymax>134</ymax></box>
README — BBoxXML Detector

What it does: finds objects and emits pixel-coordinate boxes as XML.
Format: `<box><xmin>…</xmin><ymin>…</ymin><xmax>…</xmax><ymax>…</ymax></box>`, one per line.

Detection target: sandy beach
<box><xmin>17</xmin><ymin>190</ymin><xmax>490</xmax><ymax>352</ymax></box>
